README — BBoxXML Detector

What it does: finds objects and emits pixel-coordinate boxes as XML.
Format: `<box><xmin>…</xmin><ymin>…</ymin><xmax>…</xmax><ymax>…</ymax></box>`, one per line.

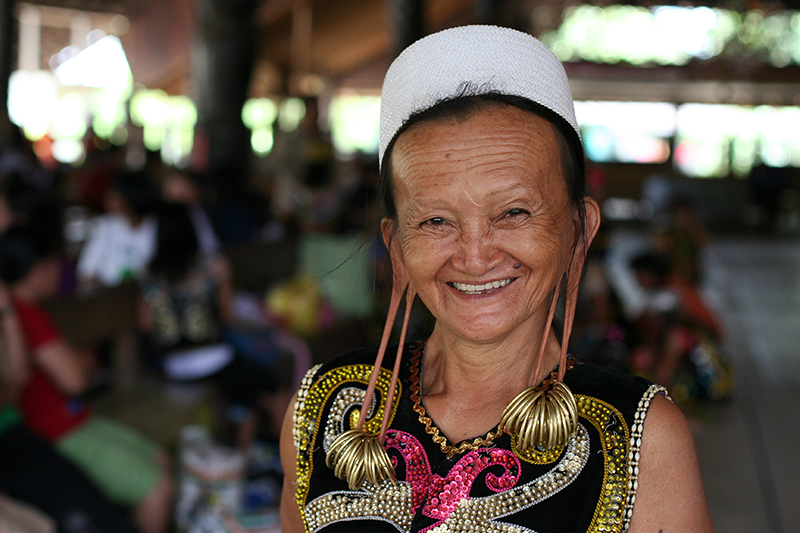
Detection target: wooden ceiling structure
<box><xmin>18</xmin><ymin>0</ymin><xmax>800</xmax><ymax>105</ymax></box>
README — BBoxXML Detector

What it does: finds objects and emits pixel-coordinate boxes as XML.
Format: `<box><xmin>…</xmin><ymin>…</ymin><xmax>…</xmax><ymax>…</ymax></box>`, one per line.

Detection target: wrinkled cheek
<box><xmin>399</xmin><ymin>240</ymin><xmax>452</xmax><ymax>293</ymax></box>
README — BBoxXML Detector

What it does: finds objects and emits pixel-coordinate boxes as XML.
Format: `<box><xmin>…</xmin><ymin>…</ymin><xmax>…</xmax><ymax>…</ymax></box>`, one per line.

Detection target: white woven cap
<box><xmin>379</xmin><ymin>25</ymin><xmax>578</xmax><ymax>167</ymax></box>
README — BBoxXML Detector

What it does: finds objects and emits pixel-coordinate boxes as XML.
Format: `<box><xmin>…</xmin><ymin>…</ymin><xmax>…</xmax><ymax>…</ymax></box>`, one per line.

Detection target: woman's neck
<box><xmin>421</xmin><ymin>323</ymin><xmax>563</xmax><ymax>409</ymax></box>
<box><xmin>415</xmin><ymin>324</ymin><xmax>563</xmax><ymax>444</ymax></box>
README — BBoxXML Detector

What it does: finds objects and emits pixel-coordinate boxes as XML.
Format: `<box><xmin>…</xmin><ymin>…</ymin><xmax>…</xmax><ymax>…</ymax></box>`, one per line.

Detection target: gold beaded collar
<box><xmin>408</xmin><ymin>341</ymin><xmax>577</xmax><ymax>460</ymax></box>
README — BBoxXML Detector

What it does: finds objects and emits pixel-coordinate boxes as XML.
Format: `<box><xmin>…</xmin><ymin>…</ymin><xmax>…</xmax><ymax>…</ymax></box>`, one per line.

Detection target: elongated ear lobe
<box><xmin>558</xmin><ymin>259</ymin><xmax>584</xmax><ymax>381</ymax></box>
<box><xmin>326</xmin><ymin>277</ymin><xmax>416</xmax><ymax>489</ymax></box>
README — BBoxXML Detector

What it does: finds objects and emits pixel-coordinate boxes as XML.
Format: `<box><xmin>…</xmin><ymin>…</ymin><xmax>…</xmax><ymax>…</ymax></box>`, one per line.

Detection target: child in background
<box><xmin>628</xmin><ymin>251</ymin><xmax>724</xmax><ymax>392</ymax></box>
<box><xmin>656</xmin><ymin>195</ymin><xmax>710</xmax><ymax>286</ymax></box>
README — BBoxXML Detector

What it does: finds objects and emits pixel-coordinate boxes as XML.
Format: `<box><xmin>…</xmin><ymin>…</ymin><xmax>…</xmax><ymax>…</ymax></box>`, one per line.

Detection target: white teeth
<box><xmin>452</xmin><ymin>278</ymin><xmax>512</xmax><ymax>294</ymax></box>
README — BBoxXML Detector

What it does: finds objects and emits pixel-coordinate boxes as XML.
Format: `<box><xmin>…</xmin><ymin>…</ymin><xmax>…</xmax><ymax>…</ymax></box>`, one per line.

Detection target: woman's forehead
<box><xmin>390</xmin><ymin>106</ymin><xmax>566</xmax><ymax>203</ymax></box>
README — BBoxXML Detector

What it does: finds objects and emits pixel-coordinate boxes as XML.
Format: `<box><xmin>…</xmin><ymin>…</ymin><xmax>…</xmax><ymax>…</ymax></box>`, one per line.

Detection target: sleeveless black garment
<box><xmin>290</xmin><ymin>342</ymin><xmax>666</xmax><ymax>533</ymax></box>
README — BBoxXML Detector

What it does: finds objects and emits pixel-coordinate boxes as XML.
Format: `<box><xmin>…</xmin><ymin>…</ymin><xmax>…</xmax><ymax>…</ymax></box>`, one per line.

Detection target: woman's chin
<box><xmin>439</xmin><ymin>315</ymin><xmax>525</xmax><ymax>345</ymax></box>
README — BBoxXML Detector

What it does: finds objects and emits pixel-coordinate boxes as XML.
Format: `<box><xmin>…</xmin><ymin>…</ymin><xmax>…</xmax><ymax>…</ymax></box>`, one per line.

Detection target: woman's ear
<box><xmin>380</xmin><ymin>217</ymin><xmax>395</xmax><ymax>251</ymax></box>
<box><xmin>578</xmin><ymin>196</ymin><xmax>602</xmax><ymax>256</ymax></box>
<box><xmin>381</xmin><ymin>217</ymin><xmax>409</xmax><ymax>289</ymax></box>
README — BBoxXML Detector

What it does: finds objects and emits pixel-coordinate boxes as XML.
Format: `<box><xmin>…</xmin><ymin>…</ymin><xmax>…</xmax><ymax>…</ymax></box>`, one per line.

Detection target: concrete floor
<box><xmin>694</xmin><ymin>237</ymin><xmax>800</xmax><ymax>533</ymax></box>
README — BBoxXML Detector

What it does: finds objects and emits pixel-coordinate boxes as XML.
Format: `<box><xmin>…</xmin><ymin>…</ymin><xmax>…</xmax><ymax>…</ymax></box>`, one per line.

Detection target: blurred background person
<box><xmin>627</xmin><ymin>250</ymin><xmax>730</xmax><ymax>404</ymax></box>
<box><xmin>139</xmin><ymin>202</ymin><xmax>294</xmax><ymax>449</ymax></box>
<box><xmin>0</xmin><ymin>385</ymin><xmax>140</xmax><ymax>533</ymax></box>
<box><xmin>160</xmin><ymin>170</ymin><xmax>220</xmax><ymax>259</ymax></box>
<box><xmin>0</xmin><ymin>224</ymin><xmax>173</xmax><ymax>533</ymax></box>
<box><xmin>655</xmin><ymin>194</ymin><xmax>710</xmax><ymax>287</ymax></box>
<box><xmin>75</xmin><ymin>170</ymin><xmax>161</xmax><ymax>291</ymax></box>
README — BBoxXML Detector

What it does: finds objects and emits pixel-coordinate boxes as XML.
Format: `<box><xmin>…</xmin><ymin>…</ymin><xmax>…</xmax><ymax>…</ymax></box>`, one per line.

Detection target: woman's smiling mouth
<box><xmin>449</xmin><ymin>278</ymin><xmax>515</xmax><ymax>295</ymax></box>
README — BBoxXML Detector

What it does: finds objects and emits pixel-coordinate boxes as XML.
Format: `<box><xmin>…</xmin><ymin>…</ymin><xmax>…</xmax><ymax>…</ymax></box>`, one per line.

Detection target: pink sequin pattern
<box><xmin>385</xmin><ymin>430</ymin><xmax>521</xmax><ymax>522</ymax></box>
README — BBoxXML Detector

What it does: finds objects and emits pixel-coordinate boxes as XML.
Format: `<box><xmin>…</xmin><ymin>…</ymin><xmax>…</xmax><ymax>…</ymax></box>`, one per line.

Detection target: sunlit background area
<box><xmin>8</xmin><ymin>3</ymin><xmax>800</xmax><ymax>178</ymax></box>
<box><xmin>5</xmin><ymin>0</ymin><xmax>800</xmax><ymax>230</ymax></box>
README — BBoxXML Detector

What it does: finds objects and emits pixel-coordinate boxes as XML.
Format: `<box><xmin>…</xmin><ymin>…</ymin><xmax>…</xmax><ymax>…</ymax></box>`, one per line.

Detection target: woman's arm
<box><xmin>627</xmin><ymin>394</ymin><xmax>714</xmax><ymax>532</ymax></box>
<box><xmin>280</xmin><ymin>391</ymin><xmax>305</xmax><ymax>533</ymax></box>
<box><xmin>33</xmin><ymin>341</ymin><xmax>91</xmax><ymax>397</ymax></box>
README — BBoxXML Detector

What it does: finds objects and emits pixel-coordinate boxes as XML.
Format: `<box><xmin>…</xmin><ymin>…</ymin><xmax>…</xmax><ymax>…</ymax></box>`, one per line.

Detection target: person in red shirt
<box><xmin>0</xmin><ymin>225</ymin><xmax>173</xmax><ymax>533</ymax></box>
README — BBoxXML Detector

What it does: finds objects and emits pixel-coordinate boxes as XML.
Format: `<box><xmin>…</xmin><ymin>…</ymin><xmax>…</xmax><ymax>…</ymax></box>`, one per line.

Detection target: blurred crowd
<box><xmin>0</xmin><ymin>124</ymin><xmax>735</xmax><ymax>532</ymax></box>
<box><xmin>0</xmin><ymin>118</ymin><xmax>384</xmax><ymax>533</ymax></box>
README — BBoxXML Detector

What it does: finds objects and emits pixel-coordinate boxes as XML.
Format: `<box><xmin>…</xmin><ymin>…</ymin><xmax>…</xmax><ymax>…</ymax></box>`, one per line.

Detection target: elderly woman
<box><xmin>280</xmin><ymin>26</ymin><xmax>713</xmax><ymax>532</ymax></box>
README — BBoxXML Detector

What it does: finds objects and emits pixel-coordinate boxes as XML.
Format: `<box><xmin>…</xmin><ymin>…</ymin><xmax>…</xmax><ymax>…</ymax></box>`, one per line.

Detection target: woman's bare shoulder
<box><xmin>280</xmin><ymin>390</ymin><xmax>305</xmax><ymax>533</ymax></box>
<box><xmin>627</xmin><ymin>394</ymin><xmax>714</xmax><ymax>532</ymax></box>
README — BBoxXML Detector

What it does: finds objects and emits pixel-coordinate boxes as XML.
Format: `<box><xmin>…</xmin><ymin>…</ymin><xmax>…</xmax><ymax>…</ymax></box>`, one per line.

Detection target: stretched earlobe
<box><xmin>500</xmin><ymin>272</ymin><xmax>578</xmax><ymax>453</ymax></box>
<box><xmin>326</xmin><ymin>273</ymin><xmax>417</xmax><ymax>489</ymax></box>
<box><xmin>558</xmin><ymin>263</ymin><xmax>584</xmax><ymax>381</ymax></box>
<box><xmin>532</xmin><ymin>276</ymin><xmax>563</xmax><ymax>383</ymax></box>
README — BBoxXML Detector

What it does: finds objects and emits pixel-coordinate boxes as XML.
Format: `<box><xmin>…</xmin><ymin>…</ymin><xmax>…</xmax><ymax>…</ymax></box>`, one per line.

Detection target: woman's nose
<box><xmin>452</xmin><ymin>228</ymin><xmax>504</xmax><ymax>274</ymax></box>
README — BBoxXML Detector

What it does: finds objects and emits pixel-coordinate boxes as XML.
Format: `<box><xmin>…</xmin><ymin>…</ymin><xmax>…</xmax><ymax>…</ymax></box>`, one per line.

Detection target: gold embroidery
<box><xmin>293</xmin><ymin>363</ymin><xmax>400</xmax><ymax>526</ymax></box>
<box><xmin>295</xmin><ymin>357</ymin><xmax>650</xmax><ymax>533</ymax></box>
<box><xmin>577</xmin><ymin>395</ymin><xmax>631</xmax><ymax>533</ymax></box>
<box><xmin>510</xmin><ymin>435</ymin><xmax>565</xmax><ymax>465</ymax></box>
<box><xmin>510</xmin><ymin>394</ymin><xmax>634</xmax><ymax>532</ymax></box>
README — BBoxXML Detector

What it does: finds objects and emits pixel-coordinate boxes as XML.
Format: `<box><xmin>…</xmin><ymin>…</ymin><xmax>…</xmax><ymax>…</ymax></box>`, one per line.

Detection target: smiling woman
<box><xmin>280</xmin><ymin>25</ymin><xmax>714</xmax><ymax>533</ymax></box>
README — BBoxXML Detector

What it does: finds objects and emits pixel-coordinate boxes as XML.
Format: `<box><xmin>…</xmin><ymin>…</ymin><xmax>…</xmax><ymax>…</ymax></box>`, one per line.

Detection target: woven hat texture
<box><xmin>379</xmin><ymin>25</ymin><xmax>578</xmax><ymax>166</ymax></box>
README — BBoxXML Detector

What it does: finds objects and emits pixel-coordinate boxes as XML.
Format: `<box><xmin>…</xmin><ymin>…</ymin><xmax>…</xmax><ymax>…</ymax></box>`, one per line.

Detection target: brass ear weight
<box><xmin>325</xmin><ymin>282</ymin><xmax>415</xmax><ymax>490</ymax></box>
<box><xmin>326</xmin><ymin>428</ymin><xmax>397</xmax><ymax>490</ymax></box>
<box><xmin>499</xmin><ymin>380</ymin><xmax>578</xmax><ymax>452</ymax></box>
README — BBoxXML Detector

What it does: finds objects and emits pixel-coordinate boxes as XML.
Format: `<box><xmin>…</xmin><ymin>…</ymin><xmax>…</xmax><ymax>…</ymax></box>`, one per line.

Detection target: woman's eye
<box><xmin>422</xmin><ymin>217</ymin><xmax>446</xmax><ymax>227</ymax></box>
<box><xmin>504</xmin><ymin>208</ymin><xmax>530</xmax><ymax>218</ymax></box>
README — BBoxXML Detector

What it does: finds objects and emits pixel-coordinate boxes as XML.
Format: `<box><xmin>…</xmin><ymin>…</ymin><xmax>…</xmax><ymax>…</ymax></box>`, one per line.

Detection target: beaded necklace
<box><xmin>408</xmin><ymin>342</ymin><xmax>577</xmax><ymax>459</ymax></box>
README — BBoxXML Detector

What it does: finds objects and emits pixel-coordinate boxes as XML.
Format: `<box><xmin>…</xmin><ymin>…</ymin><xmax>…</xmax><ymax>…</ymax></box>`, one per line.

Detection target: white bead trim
<box><xmin>621</xmin><ymin>384</ymin><xmax>669</xmax><ymax>531</ymax></box>
<box><xmin>292</xmin><ymin>364</ymin><xmax>322</xmax><ymax>453</ymax></box>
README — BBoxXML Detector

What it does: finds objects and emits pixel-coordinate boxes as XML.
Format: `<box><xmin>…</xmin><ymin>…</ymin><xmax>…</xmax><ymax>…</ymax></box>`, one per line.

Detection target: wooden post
<box><xmin>191</xmin><ymin>0</ymin><xmax>259</xmax><ymax>187</ymax></box>
<box><xmin>387</xmin><ymin>0</ymin><xmax>424</xmax><ymax>59</ymax></box>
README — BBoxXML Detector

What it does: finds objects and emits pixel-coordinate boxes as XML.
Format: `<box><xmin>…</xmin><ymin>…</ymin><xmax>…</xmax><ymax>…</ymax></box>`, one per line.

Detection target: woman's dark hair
<box><xmin>148</xmin><ymin>202</ymin><xmax>199</xmax><ymax>283</ymax></box>
<box><xmin>0</xmin><ymin>225</ymin><xmax>53</xmax><ymax>285</ymax></box>
<box><xmin>4</xmin><ymin>171</ymin><xmax>65</xmax><ymax>253</ymax></box>
<box><xmin>378</xmin><ymin>89</ymin><xmax>587</xmax><ymax>242</ymax></box>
